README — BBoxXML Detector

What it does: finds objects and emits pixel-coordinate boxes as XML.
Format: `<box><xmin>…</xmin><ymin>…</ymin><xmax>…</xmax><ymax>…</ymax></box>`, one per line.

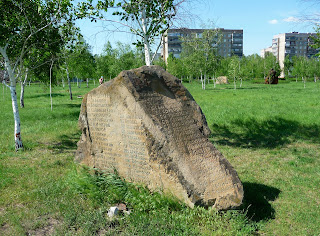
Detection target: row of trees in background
<box><xmin>284</xmin><ymin>55</ymin><xmax>320</xmax><ymax>82</ymax></box>
<box><xmin>55</xmin><ymin>40</ymin><xmax>144</xmax><ymax>86</ymax></box>
<box><xmin>166</xmin><ymin>53</ymin><xmax>281</xmax><ymax>83</ymax></box>
<box><xmin>165</xmin><ymin>53</ymin><xmax>320</xmax><ymax>86</ymax></box>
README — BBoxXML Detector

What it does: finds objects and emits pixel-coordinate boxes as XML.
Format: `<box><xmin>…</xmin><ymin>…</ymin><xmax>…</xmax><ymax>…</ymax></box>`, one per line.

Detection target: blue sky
<box><xmin>77</xmin><ymin>0</ymin><xmax>319</xmax><ymax>56</ymax></box>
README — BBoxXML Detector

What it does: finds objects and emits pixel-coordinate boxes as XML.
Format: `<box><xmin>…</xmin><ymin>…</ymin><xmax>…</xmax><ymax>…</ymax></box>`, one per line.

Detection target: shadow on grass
<box><xmin>241</xmin><ymin>182</ymin><xmax>281</xmax><ymax>222</ymax></box>
<box><xmin>52</xmin><ymin>103</ymin><xmax>81</xmax><ymax>109</ymax></box>
<box><xmin>27</xmin><ymin>93</ymin><xmax>66</xmax><ymax>99</ymax></box>
<box><xmin>213</xmin><ymin>86</ymin><xmax>267</xmax><ymax>90</ymax></box>
<box><xmin>210</xmin><ymin>117</ymin><xmax>320</xmax><ymax>148</ymax></box>
<box><xmin>49</xmin><ymin>132</ymin><xmax>81</xmax><ymax>154</ymax></box>
<box><xmin>47</xmin><ymin>110</ymin><xmax>80</xmax><ymax>120</ymax></box>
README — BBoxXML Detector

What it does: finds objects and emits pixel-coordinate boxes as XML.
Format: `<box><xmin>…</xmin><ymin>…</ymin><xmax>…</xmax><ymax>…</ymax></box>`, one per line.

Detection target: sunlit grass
<box><xmin>185</xmin><ymin>80</ymin><xmax>320</xmax><ymax>235</ymax></box>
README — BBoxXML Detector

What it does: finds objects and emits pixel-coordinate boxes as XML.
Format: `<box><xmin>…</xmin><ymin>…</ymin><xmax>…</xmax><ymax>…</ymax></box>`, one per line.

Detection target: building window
<box><xmin>168</xmin><ymin>32</ymin><xmax>180</xmax><ymax>37</ymax></box>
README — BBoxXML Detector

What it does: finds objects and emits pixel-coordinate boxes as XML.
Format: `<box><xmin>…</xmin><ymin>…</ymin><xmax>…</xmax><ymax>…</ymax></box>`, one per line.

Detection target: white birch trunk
<box><xmin>141</xmin><ymin>8</ymin><xmax>152</xmax><ymax>66</ymax></box>
<box><xmin>1</xmin><ymin>47</ymin><xmax>24</xmax><ymax>150</ymax></box>
<box><xmin>2</xmin><ymin>83</ymin><xmax>5</xmax><ymax>101</ymax></box>
<box><xmin>65</xmin><ymin>63</ymin><xmax>72</xmax><ymax>100</ymax></box>
<box><xmin>50</xmin><ymin>60</ymin><xmax>54</xmax><ymax>111</ymax></box>
<box><xmin>200</xmin><ymin>70</ymin><xmax>204</xmax><ymax>89</ymax></box>
<box><xmin>20</xmin><ymin>69</ymin><xmax>28</xmax><ymax>108</ymax></box>
<box><xmin>86</xmin><ymin>78</ymin><xmax>89</xmax><ymax>88</ymax></box>
<box><xmin>240</xmin><ymin>78</ymin><xmax>243</xmax><ymax>88</ymax></box>
<box><xmin>62</xmin><ymin>78</ymin><xmax>65</xmax><ymax>88</ymax></box>
<box><xmin>10</xmin><ymin>86</ymin><xmax>23</xmax><ymax>150</ymax></box>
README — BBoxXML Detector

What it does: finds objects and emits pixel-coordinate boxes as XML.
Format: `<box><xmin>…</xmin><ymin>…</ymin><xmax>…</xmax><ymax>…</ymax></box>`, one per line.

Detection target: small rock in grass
<box><xmin>107</xmin><ymin>206</ymin><xmax>119</xmax><ymax>218</ymax></box>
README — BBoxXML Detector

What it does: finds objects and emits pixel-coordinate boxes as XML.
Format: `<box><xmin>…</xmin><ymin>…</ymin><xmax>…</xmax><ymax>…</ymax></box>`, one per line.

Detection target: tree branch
<box><xmin>2</xmin><ymin>79</ymin><xmax>10</xmax><ymax>88</ymax></box>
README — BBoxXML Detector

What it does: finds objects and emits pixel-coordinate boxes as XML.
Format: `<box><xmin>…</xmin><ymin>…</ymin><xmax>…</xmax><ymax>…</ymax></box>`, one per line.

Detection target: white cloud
<box><xmin>283</xmin><ymin>16</ymin><xmax>300</xmax><ymax>22</ymax></box>
<box><xmin>268</xmin><ymin>19</ymin><xmax>278</xmax><ymax>24</ymax></box>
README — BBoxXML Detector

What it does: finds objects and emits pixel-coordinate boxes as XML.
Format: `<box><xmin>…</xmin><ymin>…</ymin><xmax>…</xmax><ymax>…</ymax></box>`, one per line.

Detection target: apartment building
<box><xmin>260</xmin><ymin>46</ymin><xmax>272</xmax><ymax>58</ymax></box>
<box><xmin>162</xmin><ymin>28</ymin><xmax>243</xmax><ymax>63</ymax></box>
<box><xmin>270</xmin><ymin>32</ymin><xmax>318</xmax><ymax>76</ymax></box>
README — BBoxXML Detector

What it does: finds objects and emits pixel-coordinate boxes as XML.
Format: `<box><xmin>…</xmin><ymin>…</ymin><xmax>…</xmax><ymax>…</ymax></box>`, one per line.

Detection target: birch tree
<box><xmin>180</xmin><ymin>28</ymin><xmax>221</xmax><ymax>89</ymax></box>
<box><xmin>0</xmin><ymin>0</ymin><xmax>75</xmax><ymax>150</ymax></box>
<box><xmin>78</xmin><ymin>0</ymin><xmax>188</xmax><ymax>66</ymax></box>
<box><xmin>228</xmin><ymin>56</ymin><xmax>239</xmax><ymax>90</ymax></box>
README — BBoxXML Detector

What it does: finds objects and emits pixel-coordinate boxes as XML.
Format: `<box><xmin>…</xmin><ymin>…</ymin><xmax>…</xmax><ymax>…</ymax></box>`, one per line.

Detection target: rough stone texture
<box><xmin>216</xmin><ymin>76</ymin><xmax>229</xmax><ymax>84</ymax></box>
<box><xmin>76</xmin><ymin>65</ymin><xmax>243</xmax><ymax>210</ymax></box>
<box><xmin>265</xmin><ymin>68</ymin><xmax>279</xmax><ymax>84</ymax></box>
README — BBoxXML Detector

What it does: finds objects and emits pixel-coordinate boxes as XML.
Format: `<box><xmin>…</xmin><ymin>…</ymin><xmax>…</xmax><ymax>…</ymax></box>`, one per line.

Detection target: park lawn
<box><xmin>0</xmin><ymin>79</ymin><xmax>319</xmax><ymax>235</ymax></box>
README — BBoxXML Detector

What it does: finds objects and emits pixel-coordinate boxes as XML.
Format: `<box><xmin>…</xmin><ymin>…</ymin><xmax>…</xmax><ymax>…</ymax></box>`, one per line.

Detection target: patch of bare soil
<box><xmin>0</xmin><ymin>223</ymin><xmax>10</xmax><ymax>235</ymax></box>
<box><xmin>27</xmin><ymin>218</ymin><xmax>61</xmax><ymax>236</ymax></box>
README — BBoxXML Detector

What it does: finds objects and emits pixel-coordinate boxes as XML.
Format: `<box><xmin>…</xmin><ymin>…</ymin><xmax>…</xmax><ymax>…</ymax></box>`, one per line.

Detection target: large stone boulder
<box><xmin>76</xmin><ymin>66</ymin><xmax>243</xmax><ymax>210</ymax></box>
<box><xmin>215</xmin><ymin>76</ymin><xmax>229</xmax><ymax>84</ymax></box>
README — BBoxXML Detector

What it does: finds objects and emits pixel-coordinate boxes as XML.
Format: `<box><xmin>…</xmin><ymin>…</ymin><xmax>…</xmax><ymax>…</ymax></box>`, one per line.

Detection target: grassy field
<box><xmin>0</xmin><ymin>79</ymin><xmax>319</xmax><ymax>235</ymax></box>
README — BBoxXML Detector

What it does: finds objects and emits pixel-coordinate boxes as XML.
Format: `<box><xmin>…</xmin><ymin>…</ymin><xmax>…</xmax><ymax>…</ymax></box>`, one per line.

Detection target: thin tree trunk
<box><xmin>50</xmin><ymin>60</ymin><xmax>54</xmax><ymax>111</ymax></box>
<box><xmin>141</xmin><ymin>8</ymin><xmax>152</xmax><ymax>66</ymax></box>
<box><xmin>2</xmin><ymin>83</ymin><xmax>5</xmax><ymax>101</ymax></box>
<box><xmin>86</xmin><ymin>78</ymin><xmax>89</xmax><ymax>88</ymax></box>
<box><xmin>62</xmin><ymin>78</ymin><xmax>65</xmax><ymax>88</ymax></box>
<box><xmin>65</xmin><ymin>63</ymin><xmax>72</xmax><ymax>100</ymax></box>
<box><xmin>200</xmin><ymin>71</ymin><xmax>204</xmax><ymax>89</ymax></box>
<box><xmin>1</xmin><ymin>47</ymin><xmax>23</xmax><ymax>150</ymax></box>
<box><xmin>10</xmin><ymin>85</ymin><xmax>23</xmax><ymax>150</ymax></box>
<box><xmin>240</xmin><ymin>77</ymin><xmax>243</xmax><ymax>88</ymax></box>
<box><xmin>20</xmin><ymin>69</ymin><xmax>28</xmax><ymax>108</ymax></box>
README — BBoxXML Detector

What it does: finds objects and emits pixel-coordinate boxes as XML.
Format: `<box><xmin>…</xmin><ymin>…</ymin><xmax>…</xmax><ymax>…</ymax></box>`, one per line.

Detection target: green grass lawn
<box><xmin>0</xmin><ymin>79</ymin><xmax>319</xmax><ymax>235</ymax></box>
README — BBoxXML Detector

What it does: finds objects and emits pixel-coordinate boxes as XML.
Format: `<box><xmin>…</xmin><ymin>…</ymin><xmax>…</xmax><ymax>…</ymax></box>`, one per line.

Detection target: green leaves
<box><xmin>179</xmin><ymin>29</ymin><xmax>221</xmax><ymax>77</ymax></box>
<box><xmin>77</xmin><ymin>0</ymin><xmax>177</xmax><ymax>65</ymax></box>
